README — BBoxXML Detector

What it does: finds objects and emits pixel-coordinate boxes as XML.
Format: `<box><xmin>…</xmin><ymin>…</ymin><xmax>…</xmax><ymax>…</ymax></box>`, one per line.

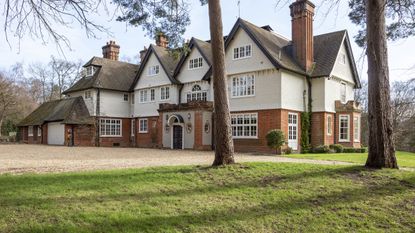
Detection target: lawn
<box><xmin>0</xmin><ymin>163</ymin><xmax>414</xmax><ymax>232</ymax></box>
<box><xmin>286</xmin><ymin>151</ymin><xmax>415</xmax><ymax>168</ymax></box>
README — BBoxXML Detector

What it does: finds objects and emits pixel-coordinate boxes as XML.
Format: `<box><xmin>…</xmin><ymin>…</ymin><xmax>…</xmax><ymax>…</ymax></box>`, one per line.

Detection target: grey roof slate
<box><xmin>63</xmin><ymin>57</ymin><xmax>139</xmax><ymax>94</ymax></box>
<box><xmin>18</xmin><ymin>97</ymin><xmax>93</xmax><ymax>126</ymax></box>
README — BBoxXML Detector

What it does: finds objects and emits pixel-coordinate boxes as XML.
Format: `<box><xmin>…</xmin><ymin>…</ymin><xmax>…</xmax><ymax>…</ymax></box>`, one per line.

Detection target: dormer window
<box><xmin>148</xmin><ymin>65</ymin><xmax>160</xmax><ymax>76</ymax></box>
<box><xmin>233</xmin><ymin>45</ymin><xmax>252</xmax><ymax>60</ymax></box>
<box><xmin>85</xmin><ymin>66</ymin><xmax>96</xmax><ymax>77</ymax></box>
<box><xmin>189</xmin><ymin>57</ymin><xmax>203</xmax><ymax>69</ymax></box>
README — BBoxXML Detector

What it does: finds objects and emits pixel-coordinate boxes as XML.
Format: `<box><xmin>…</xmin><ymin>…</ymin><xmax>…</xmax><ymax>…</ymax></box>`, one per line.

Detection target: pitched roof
<box><xmin>18</xmin><ymin>97</ymin><xmax>93</xmax><ymax>126</ymax></box>
<box><xmin>63</xmin><ymin>57</ymin><xmax>139</xmax><ymax>94</ymax></box>
<box><xmin>173</xmin><ymin>37</ymin><xmax>212</xmax><ymax>77</ymax></box>
<box><xmin>223</xmin><ymin>18</ymin><xmax>360</xmax><ymax>87</ymax></box>
<box><xmin>131</xmin><ymin>45</ymin><xmax>180</xmax><ymax>90</ymax></box>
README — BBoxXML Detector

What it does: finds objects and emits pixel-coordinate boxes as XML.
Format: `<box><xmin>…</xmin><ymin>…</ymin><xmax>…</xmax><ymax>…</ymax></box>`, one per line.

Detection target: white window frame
<box><xmin>231</xmin><ymin>74</ymin><xmax>255</xmax><ymax>98</ymax></box>
<box><xmin>148</xmin><ymin>65</ymin><xmax>160</xmax><ymax>76</ymax></box>
<box><xmin>139</xmin><ymin>119</ymin><xmax>148</xmax><ymax>133</ymax></box>
<box><xmin>100</xmin><ymin>119</ymin><xmax>122</xmax><ymax>137</ymax></box>
<box><xmin>38</xmin><ymin>126</ymin><xmax>41</xmax><ymax>137</ymax></box>
<box><xmin>160</xmin><ymin>86</ymin><xmax>170</xmax><ymax>101</ymax></box>
<box><xmin>187</xmin><ymin>84</ymin><xmax>208</xmax><ymax>102</ymax></box>
<box><xmin>354</xmin><ymin>116</ymin><xmax>360</xmax><ymax>142</ymax></box>
<box><xmin>340</xmin><ymin>82</ymin><xmax>347</xmax><ymax>103</ymax></box>
<box><xmin>327</xmin><ymin>115</ymin><xmax>332</xmax><ymax>136</ymax></box>
<box><xmin>231</xmin><ymin>113</ymin><xmax>258</xmax><ymax>139</ymax></box>
<box><xmin>339</xmin><ymin>115</ymin><xmax>350</xmax><ymax>142</ymax></box>
<box><xmin>123</xmin><ymin>94</ymin><xmax>129</xmax><ymax>102</ymax></box>
<box><xmin>150</xmin><ymin>89</ymin><xmax>156</xmax><ymax>102</ymax></box>
<box><xmin>85</xmin><ymin>66</ymin><xmax>96</xmax><ymax>77</ymax></box>
<box><xmin>233</xmin><ymin>44</ymin><xmax>252</xmax><ymax>60</ymax></box>
<box><xmin>131</xmin><ymin>119</ymin><xmax>135</xmax><ymax>136</ymax></box>
<box><xmin>28</xmin><ymin>126</ymin><xmax>33</xmax><ymax>137</ymax></box>
<box><xmin>188</xmin><ymin>57</ymin><xmax>203</xmax><ymax>70</ymax></box>
<box><xmin>139</xmin><ymin>90</ymin><xmax>148</xmax><ymax>103</ymax></box>
<box><xmin>288</xmin><ymin>113</ymin><xmax>298</xmax><ymax>141</ymax></box>
<box><xmin>84</xmin><ymin>90</ymin><xmax>92</xmax><ymax>99</ymax></box>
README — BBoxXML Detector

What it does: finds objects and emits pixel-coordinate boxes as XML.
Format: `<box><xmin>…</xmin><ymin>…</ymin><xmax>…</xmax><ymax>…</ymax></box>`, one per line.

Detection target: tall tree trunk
<box><xmin>208</xmin><ymin>0</ymin><xmax>235</xmax><ymax>166</ymax></box>
<box><xmin>365</xmin><ymin>0</ymin><xmax>398</xmax><ymax>169</ymax></box>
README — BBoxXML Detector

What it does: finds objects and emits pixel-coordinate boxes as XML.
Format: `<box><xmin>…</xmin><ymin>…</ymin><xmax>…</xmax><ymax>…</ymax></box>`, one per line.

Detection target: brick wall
<box><xmin>232</xmin><ymin>109</ymin><xmax>302</xmax><ymax>153</ymax></box>
<box><xmin>311</xmin><ymin>112</ymin><xmax>335</xmax><ymax>147</ymax></box>
<box><xmin>99</xmin><ymin>117</ymin><xmax>132</xmax><ymax>147</ymax></box>
<box><xmin>136</xmin><ymin>116</ymin><xmax>161</xmax><ymax>148</ymax></box>
<box><xmin>66</xmin><ymin>124</ymin><xmax>95</xmax><ymax>147</ymax></box>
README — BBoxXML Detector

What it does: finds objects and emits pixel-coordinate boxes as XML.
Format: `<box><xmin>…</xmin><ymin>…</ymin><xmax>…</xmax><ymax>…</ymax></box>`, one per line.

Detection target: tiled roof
<box><xmin>63</xmin><ymin>57</ymin><xmax>139</xmax><ymax>94</ymax></box>
<box><xmin>18</xmin><ymin>97</ymin><xmax>93</xmax><ymax>126</ymax></box>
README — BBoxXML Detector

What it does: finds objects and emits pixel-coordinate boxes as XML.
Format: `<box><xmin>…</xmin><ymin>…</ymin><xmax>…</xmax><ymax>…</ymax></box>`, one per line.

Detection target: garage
<box><xmin>47</xmin><ymin>122</ymin><xmax>65</xmax><ymax>145</ymax></box>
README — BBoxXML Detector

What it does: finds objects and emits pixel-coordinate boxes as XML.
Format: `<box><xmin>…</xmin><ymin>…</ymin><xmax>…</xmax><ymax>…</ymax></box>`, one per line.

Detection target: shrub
<box><xmin>312</xmin><ymin>145</ymin><xmax>330</xmax><ymax>153</ymax></box>
<box><xmin>284</xmin><ymin>147</ymin><xmax>293</xmax><ymax>155</ymax></box>
<box><xmin>266</xmin><ymin>129</ymin><xmax>286</xmax><ymax>154</ymax></box>
<box><xmin>343</xmin><ymin>147</ymin><xmax>367</xmax><ymax>153</ymax></box>
<box><xmin>329</xmin><ymin>144</ymin><xmax>344</xmax><ymax>153</ymax></box>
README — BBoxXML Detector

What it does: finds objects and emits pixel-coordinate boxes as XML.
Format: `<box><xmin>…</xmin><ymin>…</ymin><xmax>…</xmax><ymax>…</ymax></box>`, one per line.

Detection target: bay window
<box><xmin>339</xmin><ymin>115</ymin><xmax>350</xmax><ymax>142</ymax></box>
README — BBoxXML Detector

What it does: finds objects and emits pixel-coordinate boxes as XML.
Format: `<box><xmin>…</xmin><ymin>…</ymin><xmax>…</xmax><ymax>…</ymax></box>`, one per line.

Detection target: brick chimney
<box><xmin>290</xmin><ymin>0</ymin><xmax>315</xmax><ymax>72</ymax></box>
<box><xmin>102</xmin><ymin>40</ymin><xmax>120</xmax><ymax>61</ymax></box>
<box><xmin>139</xmin><ymin>46</ymin><xmax>148</xmax><ymax>63</ymax></box>
<box><xmin>155</xmin><ymin>33</ymin><xmax>168</xmax><ymax>48</ymax></box>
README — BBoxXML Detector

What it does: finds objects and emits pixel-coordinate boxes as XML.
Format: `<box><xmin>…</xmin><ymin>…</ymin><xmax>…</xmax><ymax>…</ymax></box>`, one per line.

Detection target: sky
<box><xmin>1</xmin><ymin>0</ymin><xmax>414</xmax><ymax>82</ymax></box>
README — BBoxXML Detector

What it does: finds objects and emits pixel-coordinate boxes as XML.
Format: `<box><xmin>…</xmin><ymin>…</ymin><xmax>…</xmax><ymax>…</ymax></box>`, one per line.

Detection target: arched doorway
<box><xmin>167</xmin><ymin>115</ymin><xmax>184</xmax><ymax>149</ymax></box>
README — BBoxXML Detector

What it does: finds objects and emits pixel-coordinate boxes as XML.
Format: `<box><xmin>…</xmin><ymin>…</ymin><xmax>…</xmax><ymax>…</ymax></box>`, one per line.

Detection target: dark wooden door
<box><xmin>173</xmin><ymin>125</ymin><xmax>183</xmax><ymax>149</ymax></box>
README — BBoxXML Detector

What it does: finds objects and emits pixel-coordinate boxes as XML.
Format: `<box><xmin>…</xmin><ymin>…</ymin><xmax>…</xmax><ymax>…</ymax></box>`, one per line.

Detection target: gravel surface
<box><xmin>0</xmin><ymin>144</ymin><xmax>353</xmax><ymax>175</ymax></box>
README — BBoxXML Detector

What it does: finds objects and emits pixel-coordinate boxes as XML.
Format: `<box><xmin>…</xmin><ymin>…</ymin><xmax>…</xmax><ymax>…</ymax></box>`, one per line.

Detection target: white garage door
<box><xmin>47</xmin><ymin>122</ymin><xmax>65</xmax><ymax>145</ymax></box>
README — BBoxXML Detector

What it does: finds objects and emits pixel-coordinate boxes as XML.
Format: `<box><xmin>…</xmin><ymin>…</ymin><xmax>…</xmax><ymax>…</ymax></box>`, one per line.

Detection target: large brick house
<box><xmin>18</xmin><ymin>0</ymin><xmax>362</xmax><ymax>152</ymax></box>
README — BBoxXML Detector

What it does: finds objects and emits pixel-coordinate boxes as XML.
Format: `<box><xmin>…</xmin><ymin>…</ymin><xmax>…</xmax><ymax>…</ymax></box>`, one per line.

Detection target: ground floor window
<box><xmin>28</xmin><ymin>126</ymin><xmax>33</xmax><ymax>136</ymax></box>
<box><xmin>38</xmin><ymin>126</ymin><xmax>41</xmax><ymax>137</ymax></box>
<box><xmin>339</xmin><ymin>115</ymin><xmax>350</xmax><ymax>142</ymax></box>
<box><xmin>231</xmin><ymin>113</ymin><xmax>257</xmax><ymax>138</ymax></box>
<box><xmin>288</xmin><ymin>113</ymin><xmax>298</xmax><ymax>141</ymax></box>
<box><xmin>131</xmin><ymin>119</ymin><xmax>135</xmax><ymax>136</ymax></box>
<box><xmin>327</xmin><ymin>115</ymin><xmax>332</xmax><ymax>135</ymax></box>
<box><xmin>354</xmin><ymin>116</ymin><xmax>360</xmax><ymax>142</ymax></box>
<box><xmin>100</xmin><ymin>119</ymin><xmax>122</xmax><ymax>136</ymax></box>
<box><xmin>139</xmin><ymin>119</ymin><xmax>148</xmax><ymax>133</ymax></box>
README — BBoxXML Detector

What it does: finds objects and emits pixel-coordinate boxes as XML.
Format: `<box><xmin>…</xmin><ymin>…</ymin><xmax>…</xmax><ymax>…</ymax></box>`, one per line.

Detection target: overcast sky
<box><xmin>1</xmin><ymin>0</ymin><xmax>414</xmax><ymax>81</ymax></box>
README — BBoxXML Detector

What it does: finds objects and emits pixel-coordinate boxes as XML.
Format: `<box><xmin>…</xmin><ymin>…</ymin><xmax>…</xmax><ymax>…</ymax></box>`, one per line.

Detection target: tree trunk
<box><xmin>365</xmin><ymin>0</ymin><xmax>398</xmax><ymax>169</ymax></box>
<box><xmin>208</xmin><ymin>0</ymin><xmax>235</xmax><ymax>166</ymax></box>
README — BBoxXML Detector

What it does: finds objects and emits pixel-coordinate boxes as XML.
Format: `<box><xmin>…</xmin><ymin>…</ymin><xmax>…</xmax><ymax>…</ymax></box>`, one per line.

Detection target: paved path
<box><xmin>0</xmin><ymin>144</ymin><xmax>383</xmax><ymax>175</ymax></box>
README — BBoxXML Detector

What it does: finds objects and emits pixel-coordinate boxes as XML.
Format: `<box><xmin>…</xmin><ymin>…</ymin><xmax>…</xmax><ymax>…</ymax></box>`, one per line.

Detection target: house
<box><xmin>18</xmin><ymin>0</ymin><xmax>362</xmax><ymax>152</ymax></box>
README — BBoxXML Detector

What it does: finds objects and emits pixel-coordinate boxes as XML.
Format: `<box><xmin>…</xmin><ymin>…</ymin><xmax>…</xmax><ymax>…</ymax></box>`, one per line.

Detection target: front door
<box><xmin>288</xmin><ymin>113</ymin><xmax>298</xmax><ymax>150</ymax></box>
<box><xmin>172</xmin><ymin>125</ymin><xmax>183</xmax><ymax>149</ymax></box>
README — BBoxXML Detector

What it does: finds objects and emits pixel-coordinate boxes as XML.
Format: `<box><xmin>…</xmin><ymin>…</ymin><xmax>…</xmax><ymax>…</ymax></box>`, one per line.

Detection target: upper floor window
<box><xmin>150</xmin><ymin>89</ymin><xmax>155</xmax><ymax>101</ymax></box>
<box><xmin>84</xmin><ymin>90</ymin><xmax>92</xmax><ymax>99</ymax></box>
<box><xmin>189</xmin><ymin>57</ymin><xmax>203</xmax><ymax>69</ymax></box>
<box><xmin>187</xmin><ymin>84</ymin><xmax>207</xmax><ymax>102</ymax></box>
<box><xmin>160</xmin><ymin>87</ymin><xmax>170</xmax><ymax>100</ymax></box>
<box><xmin>148</xmin><ymin>65</ymin><xmax>160</xmax><ymax>76</ymax></box>
<box><xmin>123</xmin><ymin>94</ymin><xmax>129</xmax><ymax>101</ymax></box>
<box><xmin>85</xmin><ymin>66</ymin><xmax>96</xmax><ymax>77</ymax></box>
<box><xmin>339</xmin><ymin>115</ymin><xmax>350</xmax><ymax>142</ymax></box>
<box><xmin>233</xmin><ymin>45</ymin><xmax>252</xmax><ymax>59</ymax></box>
<box><xmin>100</xmin><ymin>119</ymin><xmax>121</xmax><ymax>136</ymax></box>
<box><xmin>139</xmin><ymin>90</ymin><xmax>148</xmax><ymax>103</ymax></box>
<box><xmin>339</xmin><ymin>52</ymin><xmax>346</xmax><ymax>64</ymax></box>
<box><xmin>28</xmin><ymin>126</ymin><xmax>33</xmax><ymax>137</ymax></box>
<box><xmin>340</xmin><ymin>82</ymin><xmax>347</xmax><ymax>103</ymax></box>
<box><xmin>232</xmin><ymin>74</ymin><xmax>255</xmax><ymax>98</ymax></box>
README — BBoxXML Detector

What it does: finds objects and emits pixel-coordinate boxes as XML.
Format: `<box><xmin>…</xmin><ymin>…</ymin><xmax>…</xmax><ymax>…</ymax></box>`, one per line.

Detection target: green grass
<box><xmin>0</xmin><ymin>163</ymin><xmax>414</xmax><ymax>232</ymax></box>
<box><xmin>286</xmin><ymin>151</ymin><xmax>415</xmax><ymax>168</ymax></box>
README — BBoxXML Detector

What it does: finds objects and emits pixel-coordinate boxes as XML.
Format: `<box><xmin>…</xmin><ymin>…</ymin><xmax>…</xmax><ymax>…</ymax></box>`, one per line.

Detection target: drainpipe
<box><xmin>178</xmin><ymin>84</ymin><xmax>184</xmax><ymax>104</ymax></box>
<box><xmin>95</xmin><ymin>89</ymin><xmax>100</xmax><ymax>147</ymax></box>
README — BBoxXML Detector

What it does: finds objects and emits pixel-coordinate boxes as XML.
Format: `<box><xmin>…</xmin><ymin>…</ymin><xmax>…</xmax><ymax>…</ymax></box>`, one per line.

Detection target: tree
<box><xmin>114</xmin><ymin>0</ymin><xmax>235</xmax><ymax>165</ymax></box>
<box><xmin>266</xmin><ymin>129</ymin><xmax>286</xmax><ymax>154</ymax></box>
<box><xmin>0</xmin><ymin>74</ymin><xmax>17</xmax><ymax>136</ymax></box>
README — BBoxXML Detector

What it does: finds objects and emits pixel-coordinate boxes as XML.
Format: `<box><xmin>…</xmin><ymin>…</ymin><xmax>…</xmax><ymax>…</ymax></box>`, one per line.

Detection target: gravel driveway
<box><xmin>0</xmin><ymin>144</ymin><xmax>352</xmax><ymax>174</ymax></box>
